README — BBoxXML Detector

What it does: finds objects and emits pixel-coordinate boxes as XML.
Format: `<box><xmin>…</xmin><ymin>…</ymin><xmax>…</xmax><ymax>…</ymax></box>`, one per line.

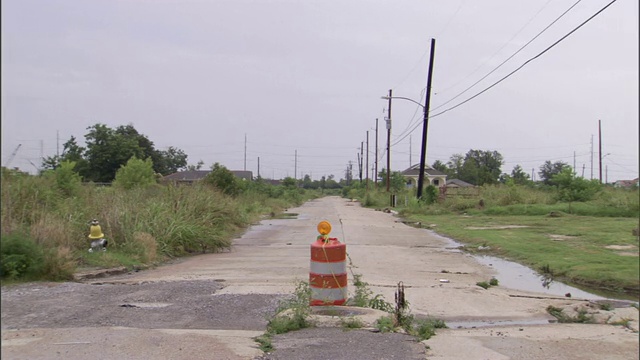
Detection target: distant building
<box><xmin>446</xmin><ymin>179</ymin><xmax>475</xmax><ymax>188</ymax></box>
<box><xmin>400</xmin><ymin>164</ymin><xmax>447</xmax><ymax>189</ymax></box>
<box><xmin>162</xmin><ymin>170</ymin><xmax>253</xmax><ymax>184</ymax></box>
<box><xmin>613</xmin><ymin>178</ymin><xmax>639</xmax><ymax>188</ymax></box>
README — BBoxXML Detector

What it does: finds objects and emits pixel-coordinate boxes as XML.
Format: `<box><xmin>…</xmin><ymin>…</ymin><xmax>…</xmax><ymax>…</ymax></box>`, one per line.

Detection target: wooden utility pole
<box><xmin>375</xmin><ymin>118</ymin><xmax>379</xmax><ymax>186</ymax></box>
<box><xmin>598</xmin><ymin>120</ymin><xmax>603</xmax><ymax>183</ymax></box>
<box><xmin>416</xmin><ymin>38</ymin><xmax>436</xmax><ymax>200</ymax></box>
<box><xmin>366</xmin><ymin>131</ymin><xmax>369</xmax><ymax>190</ymax></box>
<box><xmin>257</xmin><ymin>157</ymin><xmax>260</xmax><ymax>178</ymax></box>
<box><xmin>244</xmin><ymin>134</ymin><xmax>247</xmax><ymax>171</ymax></box>
<box><xmin>294</xmin><ymin>150</ymin><xmax>297</xmax><ymax>180</ymax></box>
<box><xmin>386</xmin><ymin>89</ymin><xmax>392</xmax><ymax>192</ymax></box>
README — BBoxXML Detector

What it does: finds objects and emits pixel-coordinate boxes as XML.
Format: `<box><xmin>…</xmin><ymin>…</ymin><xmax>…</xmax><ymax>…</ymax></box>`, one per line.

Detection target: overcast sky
<box><xmin>2</xmin><ymin>0</ymin><xmax>638</xmax><ymax>182</ymax></box>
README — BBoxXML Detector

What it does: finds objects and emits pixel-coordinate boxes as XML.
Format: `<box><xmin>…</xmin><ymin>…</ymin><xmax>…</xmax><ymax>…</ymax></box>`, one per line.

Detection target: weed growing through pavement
<box><xmin>477</xmin><ymin>277</ymin><xmax>499</xmax><ymax>289</ymax></box>
<box><xmin>546</xmin><ymin>305</ymin><xmax>594</xmax><ymax>323</ymax></box>
<box><xmin>254</xmin><ymin>280</ymin><xmax>313</xmax><ymax>353</ymax></box>
<box><xmin>340</xmin><ymin>316</ymin><xmax>364</xmax><ymax>329</ymax></box>
<box><xmin>349</xmin><ymin>273</ymin><xmax>393</xmax><ymax>312</ymax></box>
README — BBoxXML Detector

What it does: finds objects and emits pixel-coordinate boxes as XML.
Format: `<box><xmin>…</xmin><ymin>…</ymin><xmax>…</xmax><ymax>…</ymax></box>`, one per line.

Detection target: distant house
<box><xmin>400</xmin><ymin>164</ymin><xmax>447</xmax><ymax>189</ymax></box>
<box><xmin>613</xmin><ymin>178</ymin><xmax>639</xmax><ymax>188</ymax></box>
<box><xmin>446</xmin><ymin>179</ymin><xmax>475</xmax><ymax>188</ymax></box>
<box><xmin>162</xmin><ymin>170</ymin><xmax>253</xmax><ymax>184</ymax></box>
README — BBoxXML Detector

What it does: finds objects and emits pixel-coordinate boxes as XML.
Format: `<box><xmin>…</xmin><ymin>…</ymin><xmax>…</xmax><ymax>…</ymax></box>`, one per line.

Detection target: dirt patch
<box><xmin>466</xmin><ymin>225</ymin><xmax>529</xmax><ymax>230</ymax></box>
<box><xmin>616</xmin><ymin>252</ymin><xmax>639</xmax><ymax>257</ymax></box>
<box><xmin>549</xmin><ymin>234</ymin><xmax>578</xmax><ymax>241</ymax></box>
<box><xmin>605</xmin><ymin>245</ymin><xmax>636</xmax><ymax>250</ymax></box>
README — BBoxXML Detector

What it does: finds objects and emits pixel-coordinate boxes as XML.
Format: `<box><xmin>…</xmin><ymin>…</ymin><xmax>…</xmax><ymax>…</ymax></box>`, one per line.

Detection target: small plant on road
<box><xmin>374</xmin><ymin>316</ymin><xmax>395</xmax><ymax>333</ymax></box>
<box><xmin>340</xmin><ymin>316</ymin><xmax>364</xmax><ymax>329</ymax></box>
<box><xmin>255</xmin><ymin>280</ymin><xmax>313</xmax><ymax>353</ymax></box>
<box><xmin>476</xmin><ymin>278</ymin><xmax>499</xmax><ymax>289</ymax></box>
<box><xmin>350</xmin><ymin>273</ymin><xmax>393</xmax><ymax>312</ymax></box>
<box><xmin>546</xmin><ymin>305</ymin><xmax>594</xmax><ymax>323</ymax></box>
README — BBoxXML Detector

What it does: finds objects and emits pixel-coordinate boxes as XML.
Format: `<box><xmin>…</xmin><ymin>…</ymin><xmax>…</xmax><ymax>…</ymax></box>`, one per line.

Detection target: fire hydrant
<box><xmin>88</xmin><ymin>219</ymin><xmax>108</xmax><ymax>252</ymax></box>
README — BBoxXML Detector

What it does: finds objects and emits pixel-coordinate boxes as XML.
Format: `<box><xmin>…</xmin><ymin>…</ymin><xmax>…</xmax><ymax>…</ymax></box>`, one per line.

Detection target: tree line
<box><xmin>42</xmin><ymin>123</ymin><xmax>188</xmax><ymax>183</ymax></box>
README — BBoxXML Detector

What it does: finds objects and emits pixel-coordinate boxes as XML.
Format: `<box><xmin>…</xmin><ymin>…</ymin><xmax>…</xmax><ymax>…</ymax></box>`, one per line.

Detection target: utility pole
<box><xmin>375</xmin><ymin>118</ymin><xmax>379</xmax><ymax>186</ymax></box>
<box><xmin>416</xmin><ymin>38</ymin><xmax>436</xmax><ymax>200</ymax></box>
<box><xmin>531</xmin><ymin>168</ymin><xmax>535</xmax><ymax>181</ymax></box>
<box><xmin>573</xmin><ymin>151</ymin><xmax>576</xmax><ymax>173</ymax></box>
<box><xmin>257</xmin><ymin>157</ymin><xmax>260</xmax><ymax>178</ymax></box>
<box><xmin>360</xmin><ymin>141</ymin><xmax>364</xmax><ymax>183</ymax></box>
<box><xmin>357</xmin><ymin>152</ymin><xmax>362</xmax><ymax>183</ymax></box>
<box><xmin>605</xmin><ymin>165</ymin><xmax>608</xmax><ymax>184</ymax></box>
<box><xmin>294</xmin><ymin>150</ymin><xmax>297</xmax><ymax>180</ymax></box>
<box><xmin>591</xmin><ymin>134</ymin><xmax>593</xmax><ymax>179</ymax></box>
<box><xmin>56</xmin><ymin>130</ymin><xmax>60</xmax><ymax>157</ymax></box>
<box><xmin>582</xmin><ymin>164</ymin><xmax>585</xmax><ymax>178</ymax></box>
<box><xmin>366</xmin><ymin>131</ymin><xmax>369</xmax><ymax>191</ymax></box>
<box><xmin>598</xmin><ymin>120</ymin><xmax>603</xmax><ymax>183</ymax></box>
<box><xmin>386</xmin><ymin>89</ymin><xmax>392</xmax><ymax>192</ymax></box>
<box><xmin>244</xmin><ymin>134</ymin><xmax>247</xmax><ymax>171</ymax></box>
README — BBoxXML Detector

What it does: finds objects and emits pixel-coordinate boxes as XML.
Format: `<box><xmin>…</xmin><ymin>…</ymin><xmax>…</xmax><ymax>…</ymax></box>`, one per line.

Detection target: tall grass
<box><xmin>1</xmin><ymin>169</ymin><xmax>316</xmax><ymax>280</ymax></box>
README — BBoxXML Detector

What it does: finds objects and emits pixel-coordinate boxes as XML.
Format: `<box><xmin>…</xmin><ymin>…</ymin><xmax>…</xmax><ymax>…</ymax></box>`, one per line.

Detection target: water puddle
<box><xmin>425</xmin><ymin>230</ymin><xmax>632</xmax><ymax>301</ymax></box>
<box><xmin>472</xmin><ymin>255</ymin><xmax>604</xmax><ymax>300</ymax></box>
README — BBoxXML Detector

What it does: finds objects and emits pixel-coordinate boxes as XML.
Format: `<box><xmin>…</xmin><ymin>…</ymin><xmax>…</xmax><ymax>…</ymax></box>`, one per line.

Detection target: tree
<box><xmin>510</xmin><ymin>165</ymin><xmax>530</xmax><ymax>185</ymax></box>
<box><xmin>41</xmin><ymin>136</ymin><xmax>88</xmax><ymax>174</ymax></box>
<box><xmin>445</xmin><ymin>154</ymin><xmax>464</xmax><ymax>179</ymax></box>
<box><xmin>43</xmin><ymin>124</ymin><xmax>188</xmax><ymax>182</ymax></box>
<box><xmin>157</xmin><ymin>146</ymin><xmax>188</xmax><ymax>174</ymax></box>
<box><xmin>186</xmin><ymin>160</ymin><xmax>205</xmax><ymax>171</ymax></box>
<box><xmin>539</xmin><ymin>161</ymin><xmax>571</xmax><ymax>185</ymax></box>
<box><xmin>84</xmin><ymin>124</ymin><xmax>144</xmax><ymax>182</ymax></box>
<box><xmin>458</xmin><ymin>150</ymin><xmax>503</xmax><ymax>186</ymax></box>
<box><xmin>432</xmin><ymin>160</ymin><xmax>447</xmax><ymax>173</ymax></box>
<box><xmin>113</xmin><ymin>157</ymin><xmax>157</xmax><ymax>190</ymax></box>
<box><xmin>552</xmin><ymin>167</ymin><xmax>601</xmax><ymax>203</ymax></box>
<box><xmin>204</xmin><ymin>163</ymin><xmax>242</xmax><ymax>196</ymax></box>
<box><xmin>378</xmin><ymin>169</ymin><xmax>406</xmax><ymax>193</ymax></box>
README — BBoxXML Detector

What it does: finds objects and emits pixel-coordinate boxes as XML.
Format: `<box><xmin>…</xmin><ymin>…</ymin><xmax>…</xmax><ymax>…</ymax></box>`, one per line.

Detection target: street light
<box><xmin>380</xmin><ymin>38</ymin><xmax>436</xmax><ymax>200</ymax></box>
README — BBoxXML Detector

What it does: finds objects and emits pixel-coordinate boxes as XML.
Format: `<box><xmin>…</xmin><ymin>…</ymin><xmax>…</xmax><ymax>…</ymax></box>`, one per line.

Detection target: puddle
<box><xmin>425</xmin><ymin>230</ymin><xmax>632</xmax><ymax>301</ymax></box>
<box><xmin>472</xmin><ymin>255</ymin><xmax>605</xmax><ymax>300</ymax></box>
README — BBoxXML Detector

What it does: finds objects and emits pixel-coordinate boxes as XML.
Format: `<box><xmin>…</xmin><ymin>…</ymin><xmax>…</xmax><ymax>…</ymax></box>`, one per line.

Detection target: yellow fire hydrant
<box><xmin>88</xmin><ymin>219</ymin><xmax>108</xmax><ymax>252</ymax></box>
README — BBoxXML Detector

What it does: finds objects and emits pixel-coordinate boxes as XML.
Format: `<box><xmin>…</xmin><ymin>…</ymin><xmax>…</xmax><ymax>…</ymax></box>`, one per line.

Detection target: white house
<box><xmin>400</xmin><ymin>164</ymin><xmax>447</xmax><ymax>189</ymax></box>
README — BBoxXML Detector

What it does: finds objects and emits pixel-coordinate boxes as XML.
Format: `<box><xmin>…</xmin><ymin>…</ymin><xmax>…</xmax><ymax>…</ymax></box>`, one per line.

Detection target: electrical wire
<box><xmin>388</xmin><ymin>0</ymin><xmax>618</xmax><ymax>147</ymax></box>
<box><xmin>434</xmin><ymin>0</ymin><xmax>556</xmax><ymax>98</ymax></box>
<box><xmin>430</xmin><ymin>0</ymin><xmax>618</xmax><ymax>119</ymax></box>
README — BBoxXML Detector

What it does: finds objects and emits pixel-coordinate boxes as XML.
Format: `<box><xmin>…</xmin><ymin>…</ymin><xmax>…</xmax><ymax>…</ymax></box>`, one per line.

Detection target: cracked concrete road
<box><xmin>2</xmin><ymin>196</ymin><xmax>638</xmax><ymax>359</ymax></box>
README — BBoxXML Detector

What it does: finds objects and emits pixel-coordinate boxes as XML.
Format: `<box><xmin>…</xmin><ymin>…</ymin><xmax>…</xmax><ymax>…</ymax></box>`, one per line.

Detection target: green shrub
<box><xmin>204</xmin><ymin>163</ymin><xmax>242</xmax><ymax>196</ymax></box>
<box><xmin>51</xmin><ymin>161</ymin><xmax>83</xmax><ymax>196</ymax></box>
<box><xmin>422</xmin><ymin>185</ymin><xmax>439</xmax><ymax>205</ymax></box>
<box><xmin>113</xmin><ymin>157</ymin><xmax>157</xmax><ymax>190</ymax></box>
<box><xmin>0</xmin><ymin>232</ymin><xmax>44</xmax><ymax>279</ymax></box>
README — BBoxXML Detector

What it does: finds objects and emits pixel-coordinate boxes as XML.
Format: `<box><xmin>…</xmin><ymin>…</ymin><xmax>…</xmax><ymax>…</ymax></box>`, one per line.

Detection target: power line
<box><xmin>430</xmin><ymin>0</ymin><xmax>618</xmax><ymax>119</ymax></box>
<box><xmin>433</xmin><ymin>0</ymin><xmax>558</xmax><ymax>100</ymax></box>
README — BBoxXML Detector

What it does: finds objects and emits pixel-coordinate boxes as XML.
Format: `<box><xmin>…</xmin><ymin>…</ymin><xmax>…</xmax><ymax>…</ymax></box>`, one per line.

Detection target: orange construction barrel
<box><xmin>310</xmin><ymin>221</ymin><xmax>347</xmax><ymax>306</ymax></box>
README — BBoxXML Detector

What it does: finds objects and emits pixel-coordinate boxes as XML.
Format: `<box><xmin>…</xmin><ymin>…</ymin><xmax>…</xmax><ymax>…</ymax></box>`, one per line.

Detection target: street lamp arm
<box><xmin>380</xmin><ymin>96</ymin><xmax>425</xmax><ymax>109</ymax></box>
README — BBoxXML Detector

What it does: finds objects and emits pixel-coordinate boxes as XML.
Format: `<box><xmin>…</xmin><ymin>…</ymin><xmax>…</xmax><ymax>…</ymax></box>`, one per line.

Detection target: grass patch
<box><xmin>340</xmin><ymin>316</ymin><xmax>364</xmax><ymax>329</ymax></box>
<box><xmin>406</xmin><ymin>213</ymin><xmax>639</xmax><ymax>296</ymax></box>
